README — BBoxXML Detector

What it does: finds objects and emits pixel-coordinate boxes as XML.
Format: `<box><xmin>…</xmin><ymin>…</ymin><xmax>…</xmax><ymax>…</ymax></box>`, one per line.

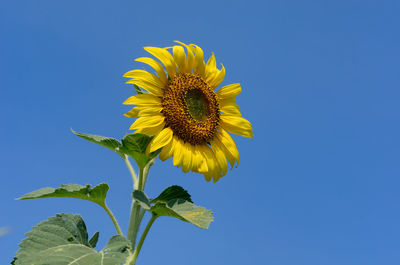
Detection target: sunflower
<box><xmin>123</xmin><ymin>41</ymin><xmax>253</xmax><ymax>182</ymax></box>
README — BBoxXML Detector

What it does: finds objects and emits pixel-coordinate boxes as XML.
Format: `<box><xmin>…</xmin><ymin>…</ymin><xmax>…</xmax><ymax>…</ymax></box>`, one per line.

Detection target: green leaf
<box><xmin>89</xmin><ymin>231</ymin><xmax>99</xmax><ymax>248</ymax></box>
<box><xmin>152</xmin><ymin>185</ymin><xmax>193</xmax><ymax>204</ymax></box>
<box><xmin>119</xmin><ymin>133</ymin><xmax>160</xmax><ymax>168</ymax></box>
<box><xmin>15</xmin><ymin>214</ymin><xmax>130</xmax><ymax>265</ymax></box>
<box><xmin>72</xmin><ymin>129</ymin><xmax>161</xmax><ymax>169</ymax></box>
<box><xmin>151</xmin><ymin>199</ymin><xmax>213</xmax><ymax>229</ymax></box>
<box><xmin>132</xmin><ymin>190</ymin><xmax>151</xmax><ymax>210</ymax></box>
<box><xmin>71</xmin><ymin>129</ymin><xmax>122</xmax><ymax>155</ymax></box>
<box><xmin>17</xmin><ymin>183</ymin><xmax>109</xmax><ymax>208</ymax></box>
<box><xmin>133</xmin><ymin>187</ymin><xmax>213</xmax><ymax>229</ymax></box>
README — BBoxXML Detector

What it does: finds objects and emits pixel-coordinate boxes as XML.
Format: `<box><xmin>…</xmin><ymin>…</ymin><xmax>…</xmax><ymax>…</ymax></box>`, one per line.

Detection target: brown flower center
<box><xmin>161</xmin><ymin>73</ymin><xmax>220</xmax><ymax>145</ymax></box>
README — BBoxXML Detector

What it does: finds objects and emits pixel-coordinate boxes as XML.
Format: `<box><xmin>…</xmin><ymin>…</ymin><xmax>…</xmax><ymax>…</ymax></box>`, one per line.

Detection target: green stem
<box><xmin>135</xmin><ymin>209</ymin><xmax>146</xmax><ymax>232</ymax></box>
<box><xmin>128</xmin><ymin>215</ymin><xmax>157</xmax><ymax>265</ymax></box>
<box><xmin>141</xmin><ymin>157</ymin><xmax>155</xmax><ymax>190</ymax></box>
<box><xmin>125</xmin><ymin>157</ymin><xmax>154</xmax><ymax>262</ymax></box>
<box><xmin>127</xmin><ymin>201</ymin><xmax>140</xmax><ymax>247</ymax></box>
<box><xmin>102</xmin><ymin>203</ymin><xmax>123</xmax><ymax>236</ymax></box>
<box><xmin>138</xmin><ymin>166</ymin><xmax>144</xmax><ymax>191</ymax></box>
<box><xmin>124</xmin><ymin>155</ymin><xmax>138</xmax><ymax>189</ymax></box>
<box><xmin>127</xmin><ymin>167</ymin><xmax>145</xmax><ymax>248</ymax></box>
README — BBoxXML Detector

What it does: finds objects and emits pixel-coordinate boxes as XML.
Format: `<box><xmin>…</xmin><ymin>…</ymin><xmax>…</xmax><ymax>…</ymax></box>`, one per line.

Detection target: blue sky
<box><xmin>1</xmin><ymin>0</ymin><xmax>400</xmax><ymax>264</ymax></box>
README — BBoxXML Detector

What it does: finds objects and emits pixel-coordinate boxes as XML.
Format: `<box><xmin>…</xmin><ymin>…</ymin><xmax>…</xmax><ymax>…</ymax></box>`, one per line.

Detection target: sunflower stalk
<box><xmin>127</xmin><ymin>201</ymin><xmax>141</xmax><ymax>248</ymax></box>
<box><xmin>126</xmin><ymin>215</ymin><xmax>157</xmax><ymax>265</ymax></box>
<box><xmin>127</xmin><ymin>162</ymin><xmax>150</xmax><ymax>251</ymax></box>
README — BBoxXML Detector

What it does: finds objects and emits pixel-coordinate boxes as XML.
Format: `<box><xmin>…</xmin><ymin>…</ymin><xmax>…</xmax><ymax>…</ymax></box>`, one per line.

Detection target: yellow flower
<box><xmin>123</xmin><ymin>41</ymin><xmax>253</xmax><ymax>182</ymax></box>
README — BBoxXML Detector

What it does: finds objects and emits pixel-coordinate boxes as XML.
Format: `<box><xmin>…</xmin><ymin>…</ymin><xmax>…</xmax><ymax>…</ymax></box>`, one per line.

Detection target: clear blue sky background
<box><xmin>1</xmin><ymin>0</ymin><xmax>400</xmax><ymax>264</ymax></box>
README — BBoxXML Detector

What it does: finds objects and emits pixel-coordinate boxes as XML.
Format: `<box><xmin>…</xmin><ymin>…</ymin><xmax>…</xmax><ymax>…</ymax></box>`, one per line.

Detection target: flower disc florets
<box><xmin>162</xmin><ymin>73</ymin><xmax>220</xmax><ymax>145</ymax></box>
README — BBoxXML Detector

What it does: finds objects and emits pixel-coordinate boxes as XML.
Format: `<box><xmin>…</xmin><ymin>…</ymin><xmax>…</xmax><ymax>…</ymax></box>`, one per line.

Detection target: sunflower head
<box><xmin>123</xmin><ymin>41</ymin><xmax>253</xmax><ymax>182</ymax></box>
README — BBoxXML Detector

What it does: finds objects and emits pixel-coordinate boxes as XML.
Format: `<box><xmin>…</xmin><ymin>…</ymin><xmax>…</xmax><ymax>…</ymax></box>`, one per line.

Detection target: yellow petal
<box><xmin>126</xmin><ymin>79</ymin><xmax>163</xmax><ymax>96</ymax></box>
<box><xmin>159</xmin><ymin>137</ymin><xmax>175</xmax><ymax>161</ymax></box>
<box><xmin>173</xmin><ymin>45</ymin><xmax>187</xmax><ymax>73</ymax></box>
<box><xmin>211</xmin><ymin>140</ymin><xmax>228</xmax><ymax>177</ymax></box>
<box><xmin>172</xmin><ymin>137</ymin><xmax>184</xmax><ymax>167</ymax></box>
<box><xmin>189</xmin><ymin>44</ymin><xmax>205</xmax><ymax>77</ymax></box>
<box><xmin>205</xmin><ymin>53</ymin><xmax>217</xmax><ymax>79</ymax></box>
<box><xmin>144</xmin><ymin>46</ymin><xmax>176</xmax><ymax>78</ymax></box>
<box><xmin>147</xmin><ymin>127</ymin><xmax>173</xmax><ymax>153</ymax></box>
<box><xmin>216</xmin><ymin>83</ymin><xmax>241</xmax><ymax>99</ymax></box>
<box><xmin>124</xmin><ymin>70</ymin><xmax>164</xmax><ymax>88</ymax></box>
<box><xmin>198</xmin><ymin>159</ymin><xmax>208</xmax><ymax>174</ymax></box>
<box><xmin>220</xmin><ymin>103</ymin><xmax>241</xmax><ymax>116</ymax></box>
<box><xmin>199</xmin><ymin>144</ymin><xmax>220</xmax><ymax>182</ymax></box>
<box><xmin>207</xmin><ymin>64</ymin><xmax>225</xmax><ymax>89</ymax></box>
<box><xmin>204</xmin><ymin>173</ymin><xmax>212</xmax><ymax>182</ymax></box>
<box><xmin>191</xmin><ymin>145</ymin><xmax>208</xmax><ymax>174</ymax></box>
<box><xmin>174</xmin><ymin>41</ymin><xmax>194</xmax><ymax>73</ymax></box>
<box><xmin>190</xmin><ymin>145</ymin><xmax>200</xmax><ymax>173</ymax></box>
<box><xmin>137</xmin><ymin>105</ymin><xmax>163</xmax><ymax>116</ymax></box>
<box><xmin>124</xmin><ymin>106</ymin><xmax>163</xmax><ymax>118</ymax></box>
<box><xmin>220</xmin><ymin>115</ymin><xmax>253</xmax><ymax>138</ymax></box>
<box><xmin>135</xmin><ymin>123</ymin><xmax>164</xmax><ymax>136</ymax></box>
<box><xmin>124</xmin><ymin>107</ymin><xmax>140</xmax><ymax>118</ymax></box>
<box><xmin>129</xmin><ymin>115</ymin><xmax>165</xmax><ymax>130</ymax></box>
<box><xmin>219</xmin><ymin>97</ymin><xmax>236</xmax><ymax>108</ymax></box>
<box><xmin>135</xmin><ymin>57</ymin><xmax>168</xmax><ymax>85</ymax></box>
<box><xmin>181</xmin><ymin>142</ymin><xmax>193</xmax><ymax>173</ymax></box>
<box><xmin>123</xmin><ymin>94</ymin><xmax>161</xmax><ymax>106</ymax></box>
<box><xmin>203</xmin><ymin>51</ymin><xmax>225</xmax><ymax>90</ymax></box>
<box><xmin>215</xmin><ymin>129</ymin><xmax>240</xmax><ymax>169</ymax></box>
